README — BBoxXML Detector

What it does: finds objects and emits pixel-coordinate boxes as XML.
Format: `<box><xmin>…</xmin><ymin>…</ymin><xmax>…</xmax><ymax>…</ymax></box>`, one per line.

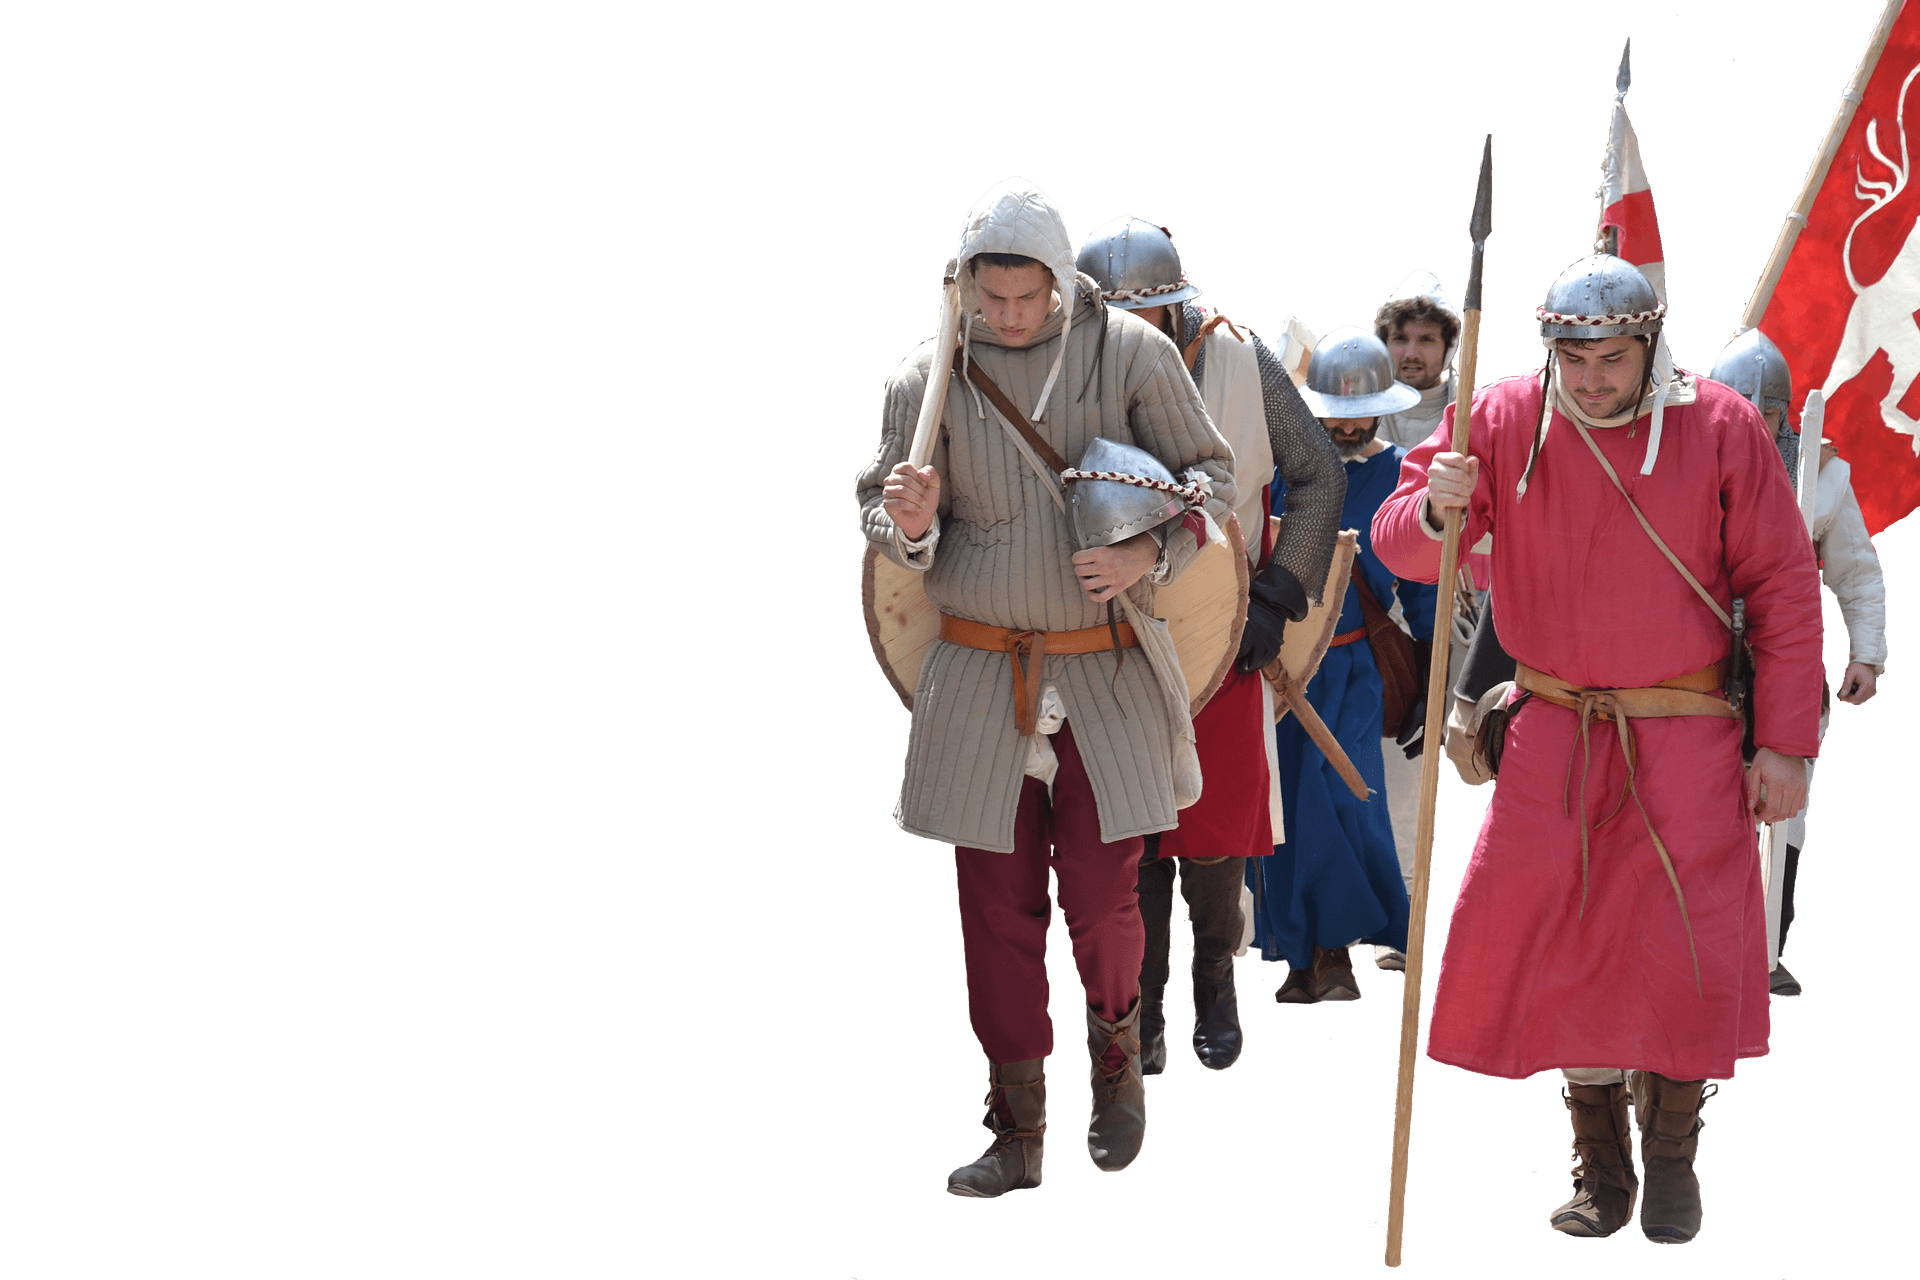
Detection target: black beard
<box><xmin>1332</xmin><ymin>423</ymin><xmax>1379</xmax><ymax>460</ymax></box>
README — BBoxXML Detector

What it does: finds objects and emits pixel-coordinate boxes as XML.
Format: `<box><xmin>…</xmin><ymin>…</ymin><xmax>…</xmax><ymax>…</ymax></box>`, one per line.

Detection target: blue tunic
<box><xmin>1248</xmin><ymin>445</ymin><xmax>1438</xmax><ymax>968</ymax></box>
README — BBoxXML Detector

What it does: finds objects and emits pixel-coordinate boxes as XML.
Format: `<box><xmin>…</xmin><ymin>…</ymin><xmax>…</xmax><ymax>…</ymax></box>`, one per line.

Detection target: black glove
<box><xmin>1236</xmin><ymin>563</ymin><xmax>1309</xmax><ymax>673</ymax></box>
<box><xmin>1396</xmin><ymin>697</ymin><xmax>1427</xmax><ymax>759</ymax></box>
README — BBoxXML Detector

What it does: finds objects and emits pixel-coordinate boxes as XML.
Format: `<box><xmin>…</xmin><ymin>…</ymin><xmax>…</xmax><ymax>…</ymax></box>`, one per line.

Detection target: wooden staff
<box><xmin>1740</xmin><ymin>0</ymin><xmax>1906</xmax><ymax>328</ymax></box>
<box><xmin>1272</xmin><ymin>666</ymin><xmax>1371</xmax><ymax>801</ymax></box>
<box><xmin>1386</xmin><ymin>134</ymin><xmax>1491</xmax><ymax>1268</ymax></box>
<box><xmin>908</xmin><ymin>265</ymin><xmax>963</xmax><ymax>468</ymax></box>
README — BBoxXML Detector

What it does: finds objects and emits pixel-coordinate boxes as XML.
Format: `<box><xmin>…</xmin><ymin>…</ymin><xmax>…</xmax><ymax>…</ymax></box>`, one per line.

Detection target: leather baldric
<box><xmin>952</xmin><ymin>348</ymin><xmax>1071</xmax><ymax>478</ymax></box>
<box><xmin>1513</xmin><ymin>658</ymin><xmax>1736</xmax><ymax>998</ymax></box>
<box><xmin>939</xmin><ymin>614</ymin><xmax>1139</xmax><ymax>735</ymax></box>
<box><xmin>945</xmin><ymin>350</ymin><xmax>1137</xmax><ymax>710</ymax></box>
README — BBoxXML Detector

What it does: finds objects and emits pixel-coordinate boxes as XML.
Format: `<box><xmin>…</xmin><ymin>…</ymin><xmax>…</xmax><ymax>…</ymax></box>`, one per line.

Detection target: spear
<box><xmin>1385</xmin><ymin>133</ymin><xmax>1491</xmax><ymax>1268</ymax></box>
<box><xmin>908</xmin><ymin>261</ymin><xmax>963</xmax><ymax>468</ymax></box>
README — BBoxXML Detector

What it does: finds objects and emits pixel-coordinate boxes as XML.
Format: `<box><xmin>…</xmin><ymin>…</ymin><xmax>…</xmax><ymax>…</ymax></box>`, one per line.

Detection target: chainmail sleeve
<box><xmin>1253</xmin><ymin>332</ymin><xmax>1345</xmax><ymax>604</ymax></box>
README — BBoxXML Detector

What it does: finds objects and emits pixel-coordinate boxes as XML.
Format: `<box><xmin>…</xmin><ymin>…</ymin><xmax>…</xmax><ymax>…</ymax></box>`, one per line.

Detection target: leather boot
<box><xmin>1135</xmin><ymin>843</ymin><xmax>1173</xmax><ymax>1077</ymax></box>
<box><xmin>946</xmin><ymin>1058</ymin><xmax>1045</xmax><ymax>1198</ymax></box>
<box><xmin>1085</xmin><ymin>1002</ymin><xmax>1145</xmax><ymax>1171</ymax></box>
<box><xmin>1191</xmin><ymin>955</ymin><xmax>1242</xmax><ymax>1069</ymax></box>
<box><xmin>1548</xmin><ymin>1083</ymin><xmax>1638</xmax><ymax>1237</ymax></box>
<box><xmin>1308</xmin><ymin>945</ymin><xmax>1361</xmax><ymax>1001</ymax></box>
<box><xmin>1182</xmin><ymin>857</ymin><xmax>1244</xmax><ymax>1069</ymax></box>
<box><xmin>1274</xmin><ymin>965</ymin><xmax>1317</xmax><ymax>1003</ymax></box>
<box><xmin>1631</xmin><ymin>1071</ymin><xmax>1716</xmax><ymax>1243</ymax></box>
<box><xmin>1139</xmin><ymin>984</ymin><xmax>1168</xmax><ymax>1076</ymax></box>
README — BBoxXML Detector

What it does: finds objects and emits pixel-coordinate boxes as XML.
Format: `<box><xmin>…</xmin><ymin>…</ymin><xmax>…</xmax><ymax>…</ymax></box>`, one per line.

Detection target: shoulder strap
<box><xmin>1564</xmin><ymin>415</ymin><xmax>1733</xmax><ymax>631</ymax></box>
<box><xmin>1181</xmin><ymin>312</ymin><xmax>1247</xmax><ymax>373</ymax></box>
<box><xmin>1349</xmin><ymin>561</ymin><xmax>1398</xmax><ymax>636</ymax></box>
<box><xmin>951</xmin><ymin>349</ymin><xmax>1071</xmax><ymax>478</ymax></box>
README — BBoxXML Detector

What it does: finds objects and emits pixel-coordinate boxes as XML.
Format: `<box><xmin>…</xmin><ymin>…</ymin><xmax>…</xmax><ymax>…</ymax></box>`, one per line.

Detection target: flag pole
<box><xmin>1741</xmin><ymin>0</ymin><xmax>1908</xmax><ymax>329</ymax></box>
<box><xmin>1385</xmin><ymin>134</ymin><xmax>1491</xmax><ymax>1269</ymax></box>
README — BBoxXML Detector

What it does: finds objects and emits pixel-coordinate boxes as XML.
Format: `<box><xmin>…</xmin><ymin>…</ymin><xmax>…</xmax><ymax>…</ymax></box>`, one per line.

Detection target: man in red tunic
<box><xmin>1372</xmin><ymin>255</ymin><xmax>1822</xmax><ymax>1245</ymax></box>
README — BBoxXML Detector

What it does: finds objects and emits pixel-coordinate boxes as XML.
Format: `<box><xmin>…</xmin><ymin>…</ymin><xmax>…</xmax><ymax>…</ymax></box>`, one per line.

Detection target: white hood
<box><xmin>953</xmin><ymin>179</ymin><xmax>1078</xmax><ymax>421</ymax></box>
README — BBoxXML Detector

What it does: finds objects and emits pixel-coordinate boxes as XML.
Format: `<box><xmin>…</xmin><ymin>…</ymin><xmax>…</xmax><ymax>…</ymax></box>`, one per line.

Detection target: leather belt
<box><xmin>1514</xmin><ymin>660</ymin><xmax>1735</xmax><ymax>722</ymax></box>
<box><xmin>939</xmin><ymin>614</ymin><xmax>1138</xmax><ymax>736</ymax></box>
<box><xmin>1511</xmin><ymin>659</ymin><xmax>1735</xmax><ymax>998</ymax></box>
<box><xmin>1328</xmin><ymin>625</ymin><xmax>1368</xmax><ymax>648</ymax></box>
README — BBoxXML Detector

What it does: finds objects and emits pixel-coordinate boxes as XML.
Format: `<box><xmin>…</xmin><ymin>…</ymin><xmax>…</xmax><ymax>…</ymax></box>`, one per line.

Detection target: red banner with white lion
<box><xmin>1759</xmin><ymin>0</ymin><xmax>1920</xmax><ymax>536</ymax></box>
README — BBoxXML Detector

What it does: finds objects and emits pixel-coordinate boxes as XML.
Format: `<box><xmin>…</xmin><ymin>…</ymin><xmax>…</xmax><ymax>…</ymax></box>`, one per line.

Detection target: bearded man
<box><xmin>1077</xmin><ymin>217</ymin><xmax>1345</xmax><ymax>1074</ymax></box>
<box><xmin>858</xmin><ymin>182</ymin><xmax>1235</xmax><ymax>1198</ymax></box>
<box><xmin>1244</xmin><ymin>328</ymin><xmax>1435</xmax><ymax>1004</ymax></box>
<box><xmin>1709</xmin><ymin>328</ymin><xmax>1887</xmax><ymax>997</ymax></box>
<box><xmin>1369</xmin><ymin>276</ymin><xmax>1489</xmax><ymax>966</ymax></box>
<box><xmin>1373</xmin><ymin>255</ymin><xmax>1822</xmax><ymax>1245</ymax></box>
<box><xmin>1375</xmin><ymin>272</ymin><xmax>1461</xmax><ymax>450</ymax></box>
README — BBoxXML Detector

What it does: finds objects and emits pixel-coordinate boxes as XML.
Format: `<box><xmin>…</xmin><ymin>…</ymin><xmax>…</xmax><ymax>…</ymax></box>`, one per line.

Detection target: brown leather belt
<box><xmin>939</xmin><ymin>614</ymin><xmax>1138</xmax><ymax>736</ymax></box>
<box><xmin>1328</xmin><ymin>625</ymin><xmax>1367</xmax><ymax>647</ymax></box>
<box><xmin>1514</xmin><ymin>661</ymin><xmax>1735</xmax><ymax>722</ymax></box>
<box><xmin>1511</xmin><ymin>659</ymin><xmax>1735</xmax><ymax>998</ymax></box>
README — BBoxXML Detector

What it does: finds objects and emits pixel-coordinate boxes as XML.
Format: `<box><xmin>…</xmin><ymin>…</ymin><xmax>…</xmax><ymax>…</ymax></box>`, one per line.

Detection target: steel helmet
<box><xmin>1298</xmin><ymin>326</ymin><xmax>1421</xmax><ymax>418</ymax></box>
<box><xmin>1075</xmin><ymin>217</ymin><xmax>1201</xmax><ymax>310</ymax></box>
<box><xmin>1537</xmin><ymin>253</ymin><xmax>1665</xmax><ymax>342</ymax></box>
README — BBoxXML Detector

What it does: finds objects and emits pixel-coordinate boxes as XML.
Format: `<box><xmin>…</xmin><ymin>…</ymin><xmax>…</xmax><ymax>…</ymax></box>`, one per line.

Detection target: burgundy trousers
<box><xmin>954</xmin><ymin>722</ymin><xmax>1146</xmax><ymax>1064</ymax></box>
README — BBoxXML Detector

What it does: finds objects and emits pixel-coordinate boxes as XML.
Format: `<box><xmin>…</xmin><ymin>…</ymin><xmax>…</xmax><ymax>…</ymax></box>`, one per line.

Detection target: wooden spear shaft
<box><xmin>907</xmin><ymin>268</ymin><xmax>963</xmax><ymax>468</ymax></box>
<box><xmin>1740</xmin><ymin>0</ymin><xmax>1905</xmax><ymax>329</ymax></box>
<box><xmin>1385</xmin><ymin>134</ymin><xmax>1491</xmax><ymax>1268</ymax></box>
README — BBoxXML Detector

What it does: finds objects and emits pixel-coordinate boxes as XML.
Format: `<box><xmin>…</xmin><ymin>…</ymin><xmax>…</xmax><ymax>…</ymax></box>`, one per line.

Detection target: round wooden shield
<box><xmin>1266</xmin><ymin>521</ymin><xmax>1360</xmax><ymax>722</ymax></box>
<box><xmin>863</xmin><ymin>515</ymin><xmax>1251</xmax><ymax>717</ymax></box>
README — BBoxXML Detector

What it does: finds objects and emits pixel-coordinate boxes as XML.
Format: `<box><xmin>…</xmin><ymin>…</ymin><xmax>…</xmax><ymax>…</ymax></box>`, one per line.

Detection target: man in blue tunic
<box><xmin>1248</xmin><ymin>328</ymin><xmax>1438</xmax><ymax>1002</ymax></box>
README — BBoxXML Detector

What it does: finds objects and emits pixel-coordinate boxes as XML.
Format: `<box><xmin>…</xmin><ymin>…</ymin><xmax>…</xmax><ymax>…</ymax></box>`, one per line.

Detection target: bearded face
<box><xmin>1324</xmin><ymin>416</ymin><xmax>1379</xmax><ymax>460</ymax></box>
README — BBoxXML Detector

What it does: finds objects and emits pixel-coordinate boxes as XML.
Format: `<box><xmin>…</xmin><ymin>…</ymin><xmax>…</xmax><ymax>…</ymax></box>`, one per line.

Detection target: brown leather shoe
<box><xmin>1191</xmin><ymin>956</ymin><xmax>1243</xmax><ymax>1069</ymax></box>
<box><xmin>1632</xmin><ymin>1071</ymin><xmax>1715</xmax><ymax>1243</ymax></box>
<box><xmin>1274</xmin><ymin>966</ymin><xmax>1317</xmax><ymax>1003</ymax></box>
<box><xmin>1086</xmin><ymin>1002</ymin><xmax>1145</xmax><ymax>1171</ymax></box>
<box><xmin>1549</xmin><ymin>1083</ymin><xmax>1638</xmax><ymax>1237</ymax></box>
<box><xmin>1309</xmin><ymin>945</ymin><xmax>1361</xmax><ymax>1001</ymax></box>
<box><xmin>947</xmin><ymin>1058</ymin><xmax>1045</xmax><ymax>1198</ymax></box>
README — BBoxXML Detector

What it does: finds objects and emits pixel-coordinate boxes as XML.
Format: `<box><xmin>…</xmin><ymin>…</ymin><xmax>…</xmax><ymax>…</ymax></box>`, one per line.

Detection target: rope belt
<box><xmin>1514</xmin><ymin>660</ymin><xmax>1735</xmax><ymax>997</ymax></box>
<box><xmin>1328</xmin><ymin>625</ymin><xmax>1368</xmax><ymax>648</ymax></box>
<box><xmin>939</xmin><ymin>614</ymin><xmax>1138</xmax><ymax>736</ymax></box>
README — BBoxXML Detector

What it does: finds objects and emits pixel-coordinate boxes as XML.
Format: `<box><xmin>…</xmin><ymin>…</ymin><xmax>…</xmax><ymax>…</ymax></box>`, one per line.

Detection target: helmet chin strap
<box><xmin>1640</xmin><ymin>332</ymin><xmax>1674</xmax><ymax>476</ymax></box>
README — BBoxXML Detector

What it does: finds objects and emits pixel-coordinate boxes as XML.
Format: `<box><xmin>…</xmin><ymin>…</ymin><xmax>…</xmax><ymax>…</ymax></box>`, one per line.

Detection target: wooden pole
<box><xmin>1385</xmin><ymin>135</ymin><xmax>1491</xmax><ymax>1268</ymax></box>
<box><xmin>907</xmin><ymin>271</ymin><xmax>963</xmax><ymax>468</ymax></box>
<box><xmin>1740</xmin><ymin>0</ymin><xmax>1907</xmax><ymax>329</ymax></box>
<box><xmin>1275</xmin><ymin>669</ymin><xmax>1372</xmax><ymax>801</ymax></box>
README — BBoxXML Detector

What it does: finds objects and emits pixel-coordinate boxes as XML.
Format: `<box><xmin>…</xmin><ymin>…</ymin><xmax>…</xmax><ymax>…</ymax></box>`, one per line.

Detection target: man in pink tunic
<box><xmin>1372</xmin><ymin>255</ymin><xmax>1822</xmax><ymax>1246</ymax></box>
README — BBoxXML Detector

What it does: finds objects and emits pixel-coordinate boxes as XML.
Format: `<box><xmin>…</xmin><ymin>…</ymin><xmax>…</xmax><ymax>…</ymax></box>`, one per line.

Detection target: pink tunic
<box><xmin>1373</xmin><ymin>373</ymin><xmax>1823</xmax><ymax>1080</ymax></box>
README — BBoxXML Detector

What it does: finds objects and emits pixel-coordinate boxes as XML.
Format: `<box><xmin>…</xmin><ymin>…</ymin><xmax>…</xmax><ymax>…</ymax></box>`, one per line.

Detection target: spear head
<box><xmin>1617</xmin><ymin>38</ymin><xmax>1631</xmax><ymax>95</ymax></box>
<box><xmin>1464</xmin><ymin>135</ymin><xmax>1493</xmax><ymax>311</ymax></box>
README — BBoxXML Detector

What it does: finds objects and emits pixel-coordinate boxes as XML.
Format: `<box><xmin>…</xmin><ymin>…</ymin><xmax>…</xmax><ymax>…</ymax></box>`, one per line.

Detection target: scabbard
<box><xmin>1274</xmin><ymin>669</ymin><xmax>1373</xmax><ymax>801</ymax></box>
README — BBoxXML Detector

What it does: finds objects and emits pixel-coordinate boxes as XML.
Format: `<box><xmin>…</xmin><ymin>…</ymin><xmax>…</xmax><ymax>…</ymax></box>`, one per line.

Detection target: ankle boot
<box><xmin>1181</xmin><ymin>857</ymin><xmax>1245</xmax><ymax>1069</ymax></box>
<box><xmin>1274</xmin><ymin>965</ymin><xmax>1317</xmax><ymax>1003</ymax></box>
<box><xmin>1548</xmin><ymin>1083</ymin><xmax>1638</xmax><ymax>1237</ymax></box>
<box><xmin>1086</xmin><ymin>1002</ymin><xmax>1146</xmax><ymax>1171</ymax></box>
<box><xmin>1632</xmin><ymin>1071</ymin><xmax>1715</xmax><ymax>1243</ymax></box>
<box><xmin>947</xmin><ymin>1058</ymin><xmax>1045</xmax><ymax>1197</ymax></box>
<box><xmin>1138</xmin><ymin>985</ymin><xmax>1167</xmax><ymax>1076</ymax></box>
<box><xmin>1309</xmin><ymin>945</ymin><xmax>1361</xmax><ymax>1001</ymax></box>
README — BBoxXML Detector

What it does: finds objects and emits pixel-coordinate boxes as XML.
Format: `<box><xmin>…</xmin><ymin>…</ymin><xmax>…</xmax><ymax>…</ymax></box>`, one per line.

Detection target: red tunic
<box><xmin>1372</xmin><ymin>373</ymin><xmax>1823</xmax><ymax>1080</ymax></box>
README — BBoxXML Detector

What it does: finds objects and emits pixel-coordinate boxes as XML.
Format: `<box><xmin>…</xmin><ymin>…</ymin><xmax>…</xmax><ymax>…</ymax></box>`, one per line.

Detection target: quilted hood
<box><xmin>953</xmin><ymin>179</ymin><xmax>1079</xmax><ymax>421</ymax></box>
